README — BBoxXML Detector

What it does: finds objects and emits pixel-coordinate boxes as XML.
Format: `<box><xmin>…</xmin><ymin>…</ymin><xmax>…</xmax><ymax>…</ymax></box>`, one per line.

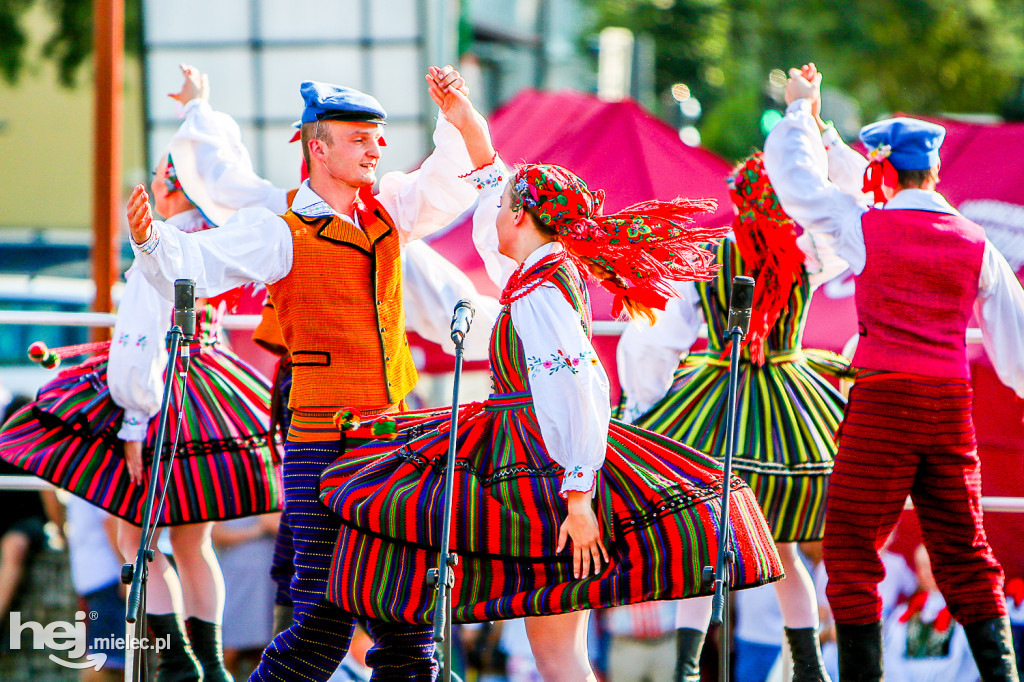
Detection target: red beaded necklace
<box><xmin>499</xmin><ymin>251</ymin><xmax>567</xmax><ymax>305</ymax></box>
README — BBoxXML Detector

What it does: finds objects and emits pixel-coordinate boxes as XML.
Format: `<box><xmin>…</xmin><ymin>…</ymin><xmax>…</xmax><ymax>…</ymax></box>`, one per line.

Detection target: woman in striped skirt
<box><xmin>0</xmin><ymin>82</ymin><xmax>282</xmax><ymax>680</ymax></box>
<box><xmin>618</xmin><ymin>153</ymin><xmax>852</xmax><ymax>681</ymax></box>
<box><xmin>319</xmin><ymin>161</ymin><xmax>784</xmax><ymax>680</ymax></box>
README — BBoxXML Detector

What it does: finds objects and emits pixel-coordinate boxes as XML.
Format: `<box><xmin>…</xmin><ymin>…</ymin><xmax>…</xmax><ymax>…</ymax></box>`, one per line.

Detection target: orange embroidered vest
<box><xmin>251</xmin><ymin>188</ymin><xmax>299</xmax><ymax>358</ymax></box>
<box><xmin>266</xmin><ymin>188</ymin><xmax>417</xmax><ymax>412</ymax></box>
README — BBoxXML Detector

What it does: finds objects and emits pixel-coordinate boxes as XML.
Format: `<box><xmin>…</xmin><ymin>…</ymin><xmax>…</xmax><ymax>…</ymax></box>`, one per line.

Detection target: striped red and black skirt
<box><xmin>319</xmin><ymin>392</ymin><xmax>783</xmax><ymax>624</ymax></box>
<box><xmin>0</xmin><ymin>345</ymin><xmax>282</xmax><ymax>526</ymax></box>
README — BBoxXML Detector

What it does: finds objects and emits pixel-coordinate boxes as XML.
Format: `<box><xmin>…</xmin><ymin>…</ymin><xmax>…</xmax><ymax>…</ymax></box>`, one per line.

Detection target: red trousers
<box><xmin>823</xmin><ymin>373</ymin><xmax>1007</xmax><ymax>626</ymax></box>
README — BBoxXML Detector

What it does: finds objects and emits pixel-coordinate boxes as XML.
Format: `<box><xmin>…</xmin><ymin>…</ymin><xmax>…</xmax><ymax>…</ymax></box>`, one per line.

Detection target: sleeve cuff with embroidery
<box><xmin>118</xmin><ymin>411</ymin><xmax>150</xmax><ymax>441</ymax></box>
<box><xmin>131</xmin><ymin>223</ymin><xmax>161</xmax><ymax>255</ymax></box>
<box><xmin>560</xmin><ymin>465</ymin><xmax>597</xmax><ymax>497</ymax></box>
<box><xmin>821</xmin><ymin>126</ymin><xmax>841</xmax><ymax>150</ymax></box>
<box><xmin>463</xmin><ymin>156</ymin><xmax>510</xmax><ymax>192</ymax></box>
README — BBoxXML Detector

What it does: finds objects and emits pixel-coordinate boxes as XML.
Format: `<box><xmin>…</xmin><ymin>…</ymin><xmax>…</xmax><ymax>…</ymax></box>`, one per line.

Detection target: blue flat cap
<box><xmin>858</xmin><ymin>117</ymin><xmax>945</xmax><ymax>170</ymax></box>
<box><xmin>299</xmin><ymin>81</ymin><xmax>387</xmax><ymax>125</ymax></box>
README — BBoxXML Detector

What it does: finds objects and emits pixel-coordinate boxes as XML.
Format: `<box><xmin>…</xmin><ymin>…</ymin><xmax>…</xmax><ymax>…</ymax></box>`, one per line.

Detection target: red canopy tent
<box><xmin>413</xmin><ymin>88</ymin><xmax>736</xmax><ymax>383</ymax></box>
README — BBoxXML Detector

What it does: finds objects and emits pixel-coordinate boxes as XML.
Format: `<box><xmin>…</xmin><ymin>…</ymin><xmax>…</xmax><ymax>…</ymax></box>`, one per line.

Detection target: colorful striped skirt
<box><xmin>0</xmin><ymin>345</ymin><xmax>282</xmax><ymax>526</ymax></box>
<box><xmin>634</xmin><ymin>349</ymin><xmax>848</xmax><ymax>543</ymax></box>
<box><xmin>319</xmin><ymin>392</ymin><xmax>782</xmax><ymax>625</ymax></box>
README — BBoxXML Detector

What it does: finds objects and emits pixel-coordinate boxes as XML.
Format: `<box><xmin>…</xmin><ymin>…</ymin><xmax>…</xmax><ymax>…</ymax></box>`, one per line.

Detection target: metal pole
<box><xmin>92</xmin><ymin>0</ymin><xmax>124</xmax><ymax>338</ymax></box>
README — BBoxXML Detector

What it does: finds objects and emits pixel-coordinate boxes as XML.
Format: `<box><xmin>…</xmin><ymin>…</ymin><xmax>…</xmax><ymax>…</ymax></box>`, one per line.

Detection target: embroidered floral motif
<box><xmin>124</xmin><ymin>416</ymin><xmax>142</xmax><ymax>426</ymax></box>
<box><xmin>117</xmin><ymin>333</ymin><xmax>130</xmax><ymax>347</ymax></box>
<box><xmin>465</xmin><ymin>159</ymin><xmax>507</xmax><ymax>192</ymax></box>
<box><xmin>568</xmin><ymin>465</ymin><xmax>585</xmax><ymax>479</ymax></box>
<box><xmin>135</xmin><ymin>335</ymin><xmax>147</xmax><ymax>351</ymax></box>
<box><xmin>527</xmin><ymin>348</ymin><xmax>598</xmax><ymax>376</ymax></box>
<box><xmin>867</xmin><ymin>143</ymin><xmax>892</xmax><ymax>162</ymax></box>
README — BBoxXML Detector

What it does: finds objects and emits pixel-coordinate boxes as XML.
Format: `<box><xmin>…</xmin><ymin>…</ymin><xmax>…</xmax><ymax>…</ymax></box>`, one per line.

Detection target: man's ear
<box><xmin>307</xmin><ymin>138</ymin><xmax>325</xmax><ymax>163</ymax></box>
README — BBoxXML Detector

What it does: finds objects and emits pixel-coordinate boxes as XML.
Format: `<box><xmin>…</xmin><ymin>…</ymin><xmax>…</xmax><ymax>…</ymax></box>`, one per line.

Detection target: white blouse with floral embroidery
<box><xmin>467</xmin><ymin>159</ymin><xmax>610</xmax><ymax>496</ymax></box>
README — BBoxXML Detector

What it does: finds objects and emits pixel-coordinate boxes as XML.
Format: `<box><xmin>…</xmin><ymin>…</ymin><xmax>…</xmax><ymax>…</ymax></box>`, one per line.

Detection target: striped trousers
<box><xmin>823</xmin><ymin>374</ymin><xmax>1007</xmax><ymax>626</ymax></box>
<box><xmin>250</xmin><ymin>437</ymin><xmax>438</xmax><ymax>681</ymax></box>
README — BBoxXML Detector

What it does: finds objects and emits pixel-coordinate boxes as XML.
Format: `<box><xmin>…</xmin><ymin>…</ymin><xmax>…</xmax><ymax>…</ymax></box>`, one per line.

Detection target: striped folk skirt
<box><xmin>634</xmin><ymin>349</ymin><xmax>848</xmax><ymax>543</ymax></box>
<box><xmin>319</xmin><ymin>393</ymin><xmax>783</xmax><ymax>625</ymax></box>
<box><xmin>0</xmin><ymin>345</ymin><xmax>282</xmax><ymax>525</ymax></box>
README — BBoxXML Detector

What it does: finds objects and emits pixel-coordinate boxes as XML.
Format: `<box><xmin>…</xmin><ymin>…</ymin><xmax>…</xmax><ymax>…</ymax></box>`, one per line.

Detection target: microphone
<box><xmin>726</xmin><ymin>276</ymin><xmax>755</xmax><ymax>337</ymax></box>
<box><xmin>450</xmin><ymin>299</ymin><xmax>475</xmax><ymax>345</ymax></box>
<box><xmin>173</xmin><ymin>279</ymin><xmax>196</xmax><ymax>341</ymax></box>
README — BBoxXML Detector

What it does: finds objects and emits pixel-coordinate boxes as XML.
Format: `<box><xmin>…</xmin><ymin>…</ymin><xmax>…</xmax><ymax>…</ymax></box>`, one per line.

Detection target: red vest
<box><xmin>266</xmin><ymin>187</ymin><xmax>417</xmax><ymax>412</ymax></box>
<box><xmin>854</xmin><ymin>208</ymin><xmax>985</xmax><ymax>380</ymax></box>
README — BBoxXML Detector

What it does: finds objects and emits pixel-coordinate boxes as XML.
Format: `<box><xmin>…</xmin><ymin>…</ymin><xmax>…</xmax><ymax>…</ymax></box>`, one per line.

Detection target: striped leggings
<box><xmin>250</xmin><ymin>438</ymin><xmax>437</xmax><ymax>681</ymax></box>
<box><xmin>823</xmin><ymin>374</ymin><xmax>1007</xmax><ymax>626</ymax></box>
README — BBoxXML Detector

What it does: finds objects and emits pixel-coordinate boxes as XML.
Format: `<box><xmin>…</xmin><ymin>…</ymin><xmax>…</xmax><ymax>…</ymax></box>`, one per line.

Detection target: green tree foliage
<box><xmin>0</xmin><ymin>0</ymin><xmax>141</xmax><ymax>87</ymax></box>
<box><xmin>585</xmin><ymin>0</ymin><xmax>1024</xmax><ymax>160</ymax></box>
<box><xmin>588</xmin><ymin>0</ymin><xmax>733</xmax><ymax>106</ymax></box>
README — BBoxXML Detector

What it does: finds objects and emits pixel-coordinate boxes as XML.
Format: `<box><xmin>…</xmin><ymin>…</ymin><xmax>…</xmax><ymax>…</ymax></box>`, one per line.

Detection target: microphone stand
<box><xmin>701</xmin><ymin>275</ymin><xmax>754</xmax><ymax>682</ymax></box>
<box><xmin>429</xmin><ymin>301</ymin><xmax>473</xmax><ymax>682</ymax></box>
<box><xmin>122</xmin><ymin>280</ymin><xmax>196</xmax><ymax>682</ymax></box>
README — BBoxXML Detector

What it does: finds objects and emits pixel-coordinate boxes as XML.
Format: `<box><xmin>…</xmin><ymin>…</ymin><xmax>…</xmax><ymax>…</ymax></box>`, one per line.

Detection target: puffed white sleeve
<box><xmin>764</xmin><ymin>99</ymin><xmax>870</xmax><ymax>274</ymax></box>
<box><xmin>467</xmin><ymin>160</ymin><xmax>518</xmax><ymax>288</ymax></box>
<box><xmin>401</xmin><ymin>240</ymin><xmax>501</xmax><ymax>361</ymax></box>
<box><xmin>376</xmin><ymin>112</ymin><xmax>483</xmax><ymax>242</ymax></box>
<box><xmin>616</xmin><ymin>281</ymin><xmax>702</xmax><ymax>423</ymax></box>
<box><xmin>171</xmin><ymin>99</ymin><xmax>289</xmax><ymax>214</ymax></box>
<box><xmin>512</xmin><ymin>283</ymin><xmax>610</xmax><ymax>496</ymax></box>
<box><xmin>107</xmin><ymin>268</ymin><xmax>173</xmax><ymax>441</ymax></box>
<box><xmin>820</xmin><ymin>126</ymin><xmax>870</xmax><ymax>198</ymax></box>
<box><xmin>975</xmin><ymin>241</ymin><xmax>1024</xmax><ymax>398</ymax></box>
<box><xmin>131</xmin><ymin>207</ymin><xmax>293</xmax><ymax>301</ymax></box>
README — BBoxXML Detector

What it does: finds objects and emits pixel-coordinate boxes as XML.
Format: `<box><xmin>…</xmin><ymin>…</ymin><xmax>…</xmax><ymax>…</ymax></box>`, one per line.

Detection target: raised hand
<box><xmin>168</xmin><ymin>63</ymin><xmax>210</xmax><ymax>106</ymax></box>
<box><xmin>426</xmin><ymin>64</ymin><xmax>494</xmax><ymax>167</ymax></box>
<box><xmin>127</xmin><ymin>184</ymin><xmax>154</xmax><ymax>245</ymax></box>
<box><xmin>801</xmin><ymin>62</ymin><xmax>825</xmax><ymax>121</ymax></box>
<box><xmin>426</xmin><ymin>64</ymin><xmax>476</xmax><ymax>130</ymax></box>
<box><xmin>785</xmin><ymin>63</ymin><xmax>822</xmax><ymax>107</ymax></box>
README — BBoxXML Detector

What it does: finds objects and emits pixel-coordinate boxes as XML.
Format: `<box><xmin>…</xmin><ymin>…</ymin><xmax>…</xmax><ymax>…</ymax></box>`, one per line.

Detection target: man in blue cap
<box><xmin>764</xmin><ymin>63</ymin><xmax>1024</xmax><ymax>682</ymax></box>
<box><xmin>126</xmin><ymin>65</ymin><xmax>497</xmax><ymax>681</ymax></box>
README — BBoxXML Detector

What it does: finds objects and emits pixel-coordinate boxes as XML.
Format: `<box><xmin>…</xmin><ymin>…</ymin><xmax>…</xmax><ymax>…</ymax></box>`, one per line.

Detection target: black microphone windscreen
<box><xmin>174</xmin><ymin>279</ymin><xmax>195</xmax><ymax>312</ymax></box>
<box><xmin>173</xmin><ymin>279</ymin><xmax>197</xmax><ymax>339</ymax></box>
<box><xmin>730</xmin><ymin>276</ymin><xmax>754</xmax><ymax>311</ymax></box>
<box><xmin>727</xmin><ymin>276</ymin><xmax>755</xmax><ymax>336</ymax></box>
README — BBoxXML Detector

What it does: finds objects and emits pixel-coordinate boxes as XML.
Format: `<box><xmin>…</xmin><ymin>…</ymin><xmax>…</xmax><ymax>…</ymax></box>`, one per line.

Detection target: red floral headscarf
<box><xmin>727</xmin><ymin>153</ymin><xmax>805</xmax><ymax>365</ymax></box>
<box><xmin>510</xmin><ymin>164</ymin><xmax>726</xmax><ymax>316</ymax></box>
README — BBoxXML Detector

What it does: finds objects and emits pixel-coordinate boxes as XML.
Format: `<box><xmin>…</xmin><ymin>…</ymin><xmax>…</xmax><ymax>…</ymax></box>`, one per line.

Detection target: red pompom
<box><xmin>28</xmin><ymin>341</ymin><xmax>48</xmax><ymax>362</ymax></box>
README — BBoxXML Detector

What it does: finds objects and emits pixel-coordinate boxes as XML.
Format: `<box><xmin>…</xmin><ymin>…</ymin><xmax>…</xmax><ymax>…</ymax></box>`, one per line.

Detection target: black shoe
<box><xmin>675</xmin><ymin>627</ymin><xmax>705</xmax><ymax>682</ymax></box>
<box><xmin>147</xmin><ymin>613</ymin><xmax>202</xmax><ymax>682</ymax></box>
<box><xmin>963</xmin><ymin>616</ymin><xmax>1020</xmax><ymax>682</ymax></box>
<box><xmin>836</xmin><ymin>621</ymin><xmax>883</xmax><ymax>682</ymax></box>
<box><xmin>186</xmin><ymin>617</ymin><xmax>234</xmax><ymax>682</ymax></box>
<box><xmin>785</xmin><ymin>626</ymin><xmax>832</xmax><ymax>682</ymax></box>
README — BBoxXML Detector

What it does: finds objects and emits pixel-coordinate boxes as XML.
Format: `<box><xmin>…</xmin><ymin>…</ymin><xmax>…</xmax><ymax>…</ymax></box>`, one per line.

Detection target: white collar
<box><xmin>884</xmin><ymin>188</ymin><xmax>958</xmax><ymax>215</ymax></box>
<box><xmin>290</xmin><ymin>180</ymin><xmax>359</xmax><ymax>225</ymax></box>
<box><xmin>165</xmin><ymin>208</ymin><xmax>209</xmax><ymax>233</ymax></box>
<box><xmin>522</xmin><ymin>240</ymin><xmax>563</xmax><ymax>269</ymax></box>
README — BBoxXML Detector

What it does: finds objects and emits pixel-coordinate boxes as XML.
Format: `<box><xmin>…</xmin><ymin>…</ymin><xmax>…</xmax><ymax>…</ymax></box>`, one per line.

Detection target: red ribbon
<box><xmin>861</xmin><ymin>158</ymin><xmax>898</xmax><ymax>204</ymax></box>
